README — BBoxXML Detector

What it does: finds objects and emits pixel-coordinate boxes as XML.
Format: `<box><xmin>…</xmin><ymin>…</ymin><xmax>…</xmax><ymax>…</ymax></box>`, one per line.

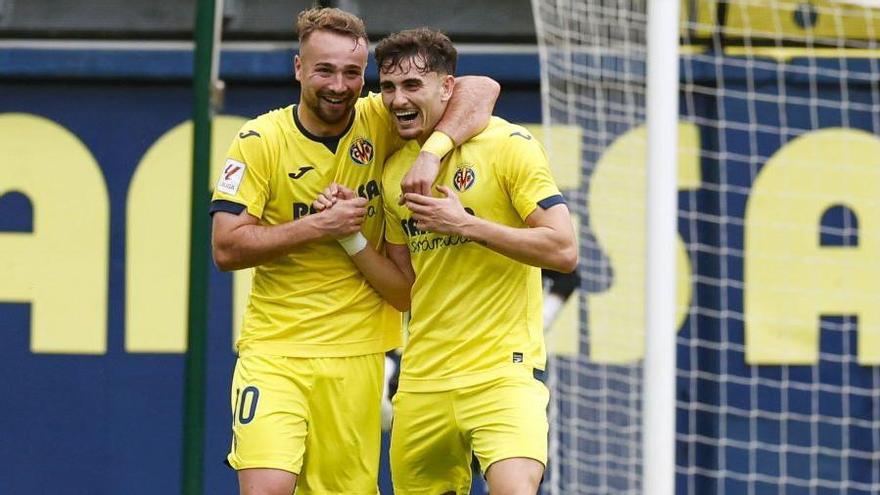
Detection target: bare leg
<box><xmin>485</xmin><ymin>457</ymin><xmax>544</xmax><ymax>495</ymax></box>
<box><xmin>238</xmin><ymin>468</ymin><xmax>297</xmax><ymax>495</ymax></box>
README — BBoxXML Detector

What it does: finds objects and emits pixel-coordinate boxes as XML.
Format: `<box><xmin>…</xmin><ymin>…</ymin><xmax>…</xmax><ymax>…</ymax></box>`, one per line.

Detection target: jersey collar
<box><xmin>292</xmin><ymin>104</ymin><xmax>356</xmax><ymax>154</ymax></box>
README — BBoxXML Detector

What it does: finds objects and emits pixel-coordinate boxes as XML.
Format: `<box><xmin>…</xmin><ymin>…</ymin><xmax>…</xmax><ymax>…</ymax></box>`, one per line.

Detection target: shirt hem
<box><xmin>238</xmin><ymin>339</ymin><xmax>398</xmax><ymax>358</ymax></box>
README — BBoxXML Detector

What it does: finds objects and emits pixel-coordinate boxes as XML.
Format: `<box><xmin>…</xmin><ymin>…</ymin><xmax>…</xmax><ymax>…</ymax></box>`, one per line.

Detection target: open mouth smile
<box><xmin>394</xmin><ymin>109</ymin><xmax>419</xmax><ymax>123</ymax></box>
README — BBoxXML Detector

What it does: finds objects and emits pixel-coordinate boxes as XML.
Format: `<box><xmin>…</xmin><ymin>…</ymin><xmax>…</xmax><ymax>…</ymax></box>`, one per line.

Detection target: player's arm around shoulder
<box><xmin>401</xmin><ymin>76</ymin><xmax>501</xmax><ymax>197</ymax></box>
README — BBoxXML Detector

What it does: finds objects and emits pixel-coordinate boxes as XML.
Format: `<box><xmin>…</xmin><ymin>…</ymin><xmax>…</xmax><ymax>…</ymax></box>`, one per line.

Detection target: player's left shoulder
<box><xmin>355</xmin><ymin>92</ymin><xmax>387</xmax><ymax>119</ymax></box>
<box><xmin>497</xmin><ymin>119</ymin><xmax>539</xmax><ymax>144</ymax></box>
<box><xmin>473</xmin><ymin>118</ymin><xmax>538</xmax><ymax>148</ymax></box>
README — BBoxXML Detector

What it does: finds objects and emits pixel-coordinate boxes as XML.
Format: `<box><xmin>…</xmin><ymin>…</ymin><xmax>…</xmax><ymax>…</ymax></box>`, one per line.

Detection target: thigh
<box><xmin>238</xmin><ymin>468</ymin><xmax>297</xmax><ymax>495</ymax></box>
<box><xmin>464</xmin><ymin>374</ymin><xmax>550</xmax><ymax>475</ymax></box>
<box><xmin>227</xmin><ymin>354</ymin><xmax>311</xmax><ymax>475</ymax></box>
<box><xmin>485</xmin><ymin>457</ymin><xmax>544</xmax><ymax>495</ymax></box>
<box><xmin>390</xmin><ymin>390</ymin><xmax>472</xmax><ymax>495</ymax></box>
<box><xmin>297</xmin><ymin>353</ymin><xmax>384</xmax><ymax>495</ymax></box>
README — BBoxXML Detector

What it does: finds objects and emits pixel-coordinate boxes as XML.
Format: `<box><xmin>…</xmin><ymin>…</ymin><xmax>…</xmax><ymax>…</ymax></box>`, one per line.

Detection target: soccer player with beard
<box><xmin>210</xmin><ymin>8</ymin><xmax>498</xmax><ymax>495</ymax></box>
<box><xmin>320</xmin><ymin>28</ymin><xmax>577</xmax><ymax>494</ymax></box>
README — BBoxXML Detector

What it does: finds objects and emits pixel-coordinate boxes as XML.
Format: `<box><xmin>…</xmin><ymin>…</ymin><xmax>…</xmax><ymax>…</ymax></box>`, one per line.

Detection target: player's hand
<box><xmin>312</xmin><ymin>182</ymin><xmax>340</xmax><ymax>212</ymax></box>
<box><xmin>312</xmin><ymin>183</ymin><xmax>357</xmax><ymax>212</ymax></box>
<box><xmin>315</xmin><ymin>194</ymin><xmax>368</xmax><ymax>239</ymax></box>
<box><xmin>404</xmin><ymin>185</ymin><xmax>472</xmax><ymax>235</ymax></box>
<box><xmin>399</xmin><ymin>151</ymin><xmax>440</xmax><ymax>204</ymax></box>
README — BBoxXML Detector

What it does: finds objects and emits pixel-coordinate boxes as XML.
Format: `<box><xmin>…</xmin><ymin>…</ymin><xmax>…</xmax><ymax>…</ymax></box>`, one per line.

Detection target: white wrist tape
<box><xmin>338</xmin><ymin>232</ymin><xmax>368</xmax><ymax>256</ymax></box>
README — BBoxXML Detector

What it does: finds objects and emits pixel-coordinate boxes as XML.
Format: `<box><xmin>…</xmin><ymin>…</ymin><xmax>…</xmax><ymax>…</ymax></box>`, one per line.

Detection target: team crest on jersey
<box><xmin>452</xmin><ymin>165</ymin><xmax>476</xmax><ymax>192</ymax></box>
<box><xmin>349</xmin><ymin>137</ymin><xmax>374</xmax><ymax>165</ymax></box>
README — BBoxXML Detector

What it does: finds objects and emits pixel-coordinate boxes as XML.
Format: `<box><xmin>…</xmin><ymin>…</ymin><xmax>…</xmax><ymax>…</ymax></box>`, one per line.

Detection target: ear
<box><xmin>294</xmin><ymin>54</ymin><xmax>302</xmax><ymax>82</ymax></box>
<box><xmin>440</xmin><ymin>75</ymin><xmax>455</xmax><ymax>103</ymax></box>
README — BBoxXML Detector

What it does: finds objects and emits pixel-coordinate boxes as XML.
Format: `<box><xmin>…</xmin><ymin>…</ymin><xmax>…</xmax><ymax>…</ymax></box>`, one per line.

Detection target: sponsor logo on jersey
<box><xmin>452</xmin><ymin>165</ymin><xmax>476</xmax><ymax>192</ymax></box>
<box><xmin>238</xmin><ymin>130</ymin><xmax>261</xmax><ymax>139</ymax></box>
<box><xmin>509</xmin><ymin>131</ymin><xmax>532</xmax><ymax>140</ymax></box>
<box><xmin>217</xmin><ymin>159</ymin><xmax>246</xmax><ymax>195</ymax></box>
<box><xmin>512</xmin><ymin>352</ymin><xmax>524</xmax><ymax>363</ymax></box>
<box><xmin>349</xmin><ymin>137</ymin><xmax>374</xmax><ymax>165</ymax></box>
<box><xmin>288</xmin><ymin>166</ymin><xmax>314</xmax><ymax>179</ymax></box>
<box><xmin>292</xmin><ymin>202</ymin><xmax>318</xmax><ymax>220</ymax></box>
<box><xmin>357</xmin><ymin>179</ymin><xmax>381</xmax><ymax>201</ymax></box>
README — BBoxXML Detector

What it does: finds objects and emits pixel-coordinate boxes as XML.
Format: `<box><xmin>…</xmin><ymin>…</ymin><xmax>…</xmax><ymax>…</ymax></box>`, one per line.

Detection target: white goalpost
<box><xmin>643</xmin><ymin>1</ymin><xmax>680</xmax><ymax>494</ymax></box>
<box><xmin>531</xmin><ymin>1</ymin><xmax>880</xmax><ymax>494</ymax></box>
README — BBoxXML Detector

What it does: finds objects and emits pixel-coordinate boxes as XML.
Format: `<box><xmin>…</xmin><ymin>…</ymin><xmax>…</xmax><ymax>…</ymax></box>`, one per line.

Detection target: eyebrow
<box><xmin>313</xmin><ymin>62</ymin><xmax>362</xmax><ymax>70</ymax></box>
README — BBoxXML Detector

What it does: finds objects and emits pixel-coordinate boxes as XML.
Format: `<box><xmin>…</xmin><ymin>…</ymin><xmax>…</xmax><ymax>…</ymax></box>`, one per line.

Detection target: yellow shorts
<box><xmin>389</xmin><ymin>370</ymin><xmax>549</xmax><ymax>495</ymax></box>
<box><xmin>226</xmin><ymin>352</ymin><xmax>384</xmax><ymax>495</ymax></box>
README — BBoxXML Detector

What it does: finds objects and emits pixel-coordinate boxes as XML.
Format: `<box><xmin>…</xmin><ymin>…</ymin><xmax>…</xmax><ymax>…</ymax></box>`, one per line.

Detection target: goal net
<box><xmin>531</xmin><ymin>1</ymin><xmax>880</xmax><ymax>493</ymax></box>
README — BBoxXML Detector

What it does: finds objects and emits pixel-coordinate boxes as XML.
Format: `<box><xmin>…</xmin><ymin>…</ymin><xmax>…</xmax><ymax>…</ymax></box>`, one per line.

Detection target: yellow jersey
<box><xmin>383</xmin><ymin>117</ymin><xmax>564</xmax><ymax>392</ymax></box>
<box><xmin>211</xmin><ymin>94</ymin><xmax>404</xmax><ymax>357</ymax></box>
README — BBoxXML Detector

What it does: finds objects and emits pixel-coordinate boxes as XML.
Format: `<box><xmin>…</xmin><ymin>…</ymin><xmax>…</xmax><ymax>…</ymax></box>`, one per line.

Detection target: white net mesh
<box><xmin>531</xmin><ymin>1</ymin><xmax>880</xmax><ymax>494</ymax></box>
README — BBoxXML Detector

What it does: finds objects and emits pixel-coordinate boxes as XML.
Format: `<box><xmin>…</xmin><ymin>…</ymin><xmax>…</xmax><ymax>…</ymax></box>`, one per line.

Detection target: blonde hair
<box><xmin>296</xmin><ymin>7</ymin><xmax>368</xmax><ymax>44</ymax></box>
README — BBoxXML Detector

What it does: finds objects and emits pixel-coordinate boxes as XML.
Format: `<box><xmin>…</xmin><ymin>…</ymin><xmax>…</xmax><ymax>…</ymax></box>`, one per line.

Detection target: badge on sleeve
<box><xmin>217</xmin><ymin>159</ymin><xmax>247</xmax><ymax>195</ymax></box>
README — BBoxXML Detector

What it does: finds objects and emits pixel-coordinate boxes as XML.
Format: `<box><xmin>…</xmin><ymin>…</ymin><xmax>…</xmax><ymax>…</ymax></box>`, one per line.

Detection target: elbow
<box><xmin>474</xmin><ymin>75</ymin><xmax>501</xmax><ymax>100</ymax></box>
<box><xmin>487</xmin><ymin>78</ymin><xmax>501</xmax><ymax>102</ymax></box>
<box><xmin>391</xmin><ymin>299</ymin><xmax>411</xmax><ymax>313</ymax></box>
<box><xmin>475</xmin><ymin>77</ymin><xmax>501</xmax><ymax>113</ymax></box>
<box><xmin>551</xmin><ymin>244</ymin><xmax>579</xmax><ymax>273</ymax></box>
<box><xmin>212</xmin><ymin>246</ymin><xmax>240</xmax><ymax>272</ymax></box>
<box><xmin>390</xmin><ymin>293</ymin><xmax>411</xmax><ymax>312</ymax></box>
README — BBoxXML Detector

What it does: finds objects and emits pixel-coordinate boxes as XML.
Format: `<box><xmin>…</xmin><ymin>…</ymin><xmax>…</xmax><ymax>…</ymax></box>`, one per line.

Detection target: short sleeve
<box><xmin>497</xmin><ymin>128</ymin><xmax>564</xmax><ymax>221</ymax></box>
<box><xmin>211</xmin><ymin>120</ymin><xmax>272</xmax><ymax>219</ymax></box>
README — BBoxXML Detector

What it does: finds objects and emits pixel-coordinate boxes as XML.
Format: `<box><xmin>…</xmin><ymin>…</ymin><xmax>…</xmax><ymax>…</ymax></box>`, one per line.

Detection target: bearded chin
<box><xmin>316</xmin><ymin>98</ymin><xmax>354</xmax><ymax>124</ymax></box>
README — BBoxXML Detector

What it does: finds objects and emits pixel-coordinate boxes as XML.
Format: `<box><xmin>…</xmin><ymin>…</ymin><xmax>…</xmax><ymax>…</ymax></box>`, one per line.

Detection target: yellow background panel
<box><xmin>522</xmin><ymin>124</ymin><xmax>582</xmax><ymax>191</ymax></box>
<box><xmin>588</xmin><ymin>123</ymin><xmax>698</xmax><ymax>364</ymax></box>
<box><xmin>688</xmin><ymin>0</ymin><xmax>880</xmax><ymax>40</ymax></box>
<box><xmin>745</xmin><ymin>128</ymin><xmax>880</xmax><ymax>365</ymax></box>
<box><xmin>0</xmin><ymin>113</ymin><xmax>109</xmax><ymax>354</ymax></box>
<box><xmin>126</xmin><ymin>116</ymin><xmax>246</xmax><ymax>352</ymax></box>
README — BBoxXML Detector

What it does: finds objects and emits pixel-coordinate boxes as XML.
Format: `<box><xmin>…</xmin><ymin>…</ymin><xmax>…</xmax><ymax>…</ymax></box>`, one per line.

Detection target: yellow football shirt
<box><xmin>212</xmin><ymin>94</ymin><xmax>404</xmax><ymax>357</ymax></box>
<box><xmin>383</xmin><ymin>117</ymin><xmax>564</xmax><ymax>392</ymax></box>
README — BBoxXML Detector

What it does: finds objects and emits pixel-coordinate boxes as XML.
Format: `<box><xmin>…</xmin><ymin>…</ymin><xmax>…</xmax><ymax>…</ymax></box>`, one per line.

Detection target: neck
<box><xmin>417</xmin><ymin>127</ymin><xmax>438</xmax><ymax>146</ymax></box>
<box><xmin>296</xmin><ymin>103</ymin><xmax>352</xmax><ymax>137</ymax></box>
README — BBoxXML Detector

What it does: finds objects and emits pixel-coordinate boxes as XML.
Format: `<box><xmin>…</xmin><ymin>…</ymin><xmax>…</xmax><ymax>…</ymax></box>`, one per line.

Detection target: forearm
<box><xmin>460</xmin><ymin>217</ymin><xmax>577</xmax><ymax>273</ymax></box>
<box><xmin>213</xmin><ymin>217</ymin><xmax>324</xmax><ymax>271</ymax></box>
<box><xmin>435</xmin><ymin>76</ymin><xmax>500</xmax><ymax>145</ymax></box>
<box><xmin>350</xmin><ymin>246</ymin><xmax>413</xmax><ymax>311</ymax></box>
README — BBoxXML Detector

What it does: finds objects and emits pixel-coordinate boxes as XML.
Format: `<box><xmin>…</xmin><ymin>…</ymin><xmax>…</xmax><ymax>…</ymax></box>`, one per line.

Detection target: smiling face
<box><xmin>379</xmin><ymin>55</ymin><xmax>454</xmax><ymax>143</ymax></box>
<box><xmin>294</xmin><ymin>29</ymin><xmax>368</xmax><ymax>136</ymax></box>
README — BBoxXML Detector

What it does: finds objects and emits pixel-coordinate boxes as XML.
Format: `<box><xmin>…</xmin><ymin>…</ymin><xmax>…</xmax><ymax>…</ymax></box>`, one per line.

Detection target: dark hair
<box><xmin>296</xmin><ymin>7</ymin><xmax>368</xmax><ymax>45</ymax></box>
<box><xmin>374</xmin><ymin>27</ymin><xmax>457</xmax><ymax>76</ymax></box>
